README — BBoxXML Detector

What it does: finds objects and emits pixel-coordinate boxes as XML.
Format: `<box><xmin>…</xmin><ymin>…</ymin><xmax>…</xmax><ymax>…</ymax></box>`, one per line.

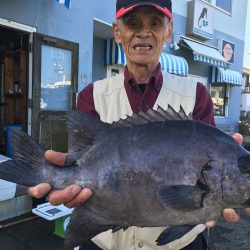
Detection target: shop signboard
<box><xmin>219</xmin><ymin>39</ymin><xmax>235</xmax><ymax>64</ymax></box>
<box><xmin>187</xmin><ymin>0</ymin><xmax>214</xmax><ymax>40</ymax></box>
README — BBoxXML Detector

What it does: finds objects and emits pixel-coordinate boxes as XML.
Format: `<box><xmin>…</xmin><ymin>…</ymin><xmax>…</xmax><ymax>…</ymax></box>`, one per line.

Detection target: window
<box><xmin>41</xmin><ymin>45</ymin><xmax>72</xmax><ymax>111</ymax></box>
<box><xmin>204</xmin><ymin>0</ymin><xmax>232</xmax><ymax>13</ymax></box>
<box><xmin>243</xmin><ymin>74</ymin><xmax>250</xmax><ymax>93</ymax></box>
<box><xmin>210</xmin><ymin>84</ymin><xmax>229</xmax><ymax>117</ymax></box>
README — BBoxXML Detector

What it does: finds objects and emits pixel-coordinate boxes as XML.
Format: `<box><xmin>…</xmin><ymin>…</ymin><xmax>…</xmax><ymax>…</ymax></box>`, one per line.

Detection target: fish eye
<box><xmin>203</xmin><ymin>164</ymin><xmax>212</xmax><ymax>172</ymax></box>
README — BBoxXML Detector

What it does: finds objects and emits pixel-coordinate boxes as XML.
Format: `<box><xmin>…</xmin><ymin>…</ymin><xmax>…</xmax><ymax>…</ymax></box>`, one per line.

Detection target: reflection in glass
<box><xmin>41</xmin><ymin>45</ymin><xmax>72</xmax><ymax>110</ymax></box>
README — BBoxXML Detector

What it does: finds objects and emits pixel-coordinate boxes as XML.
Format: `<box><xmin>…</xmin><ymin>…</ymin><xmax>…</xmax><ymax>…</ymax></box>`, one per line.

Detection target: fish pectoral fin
<box><xmin>157</xmin><ymin>185</ymin><xmax>209</xmax><ymax>212</ymax></box>
<box><xmin>156</xmin><ymin>225</ymin><xmax>197</xmax><ymax>246</ymax></box>
<box><xmin>64</xmin><ymin>207</ymin><xmax>117</xmax><ymax>249</ymax></box>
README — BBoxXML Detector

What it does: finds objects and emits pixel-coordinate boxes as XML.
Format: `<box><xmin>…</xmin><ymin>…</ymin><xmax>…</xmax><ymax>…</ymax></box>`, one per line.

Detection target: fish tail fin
<box><xmin>0</xmin><ymin>129</ymin><xmax>49</xmax><ymax>187</ymax></box>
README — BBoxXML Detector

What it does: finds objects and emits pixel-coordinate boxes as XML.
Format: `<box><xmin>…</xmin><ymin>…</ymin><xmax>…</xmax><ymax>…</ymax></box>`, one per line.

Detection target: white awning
<box><xmin>210</xmin><ymin>67</ymin><xmax>243</xmax><ymax>86</ymax></box>
<box><xmin>104</xmin><ymin>40</ymin><xmax>188</xmax><ymax>76</ymax></box>
<box><xmin>180</xmin><ymin>38</ymin><xmax>228</xmax><ymax>68</ymax></box>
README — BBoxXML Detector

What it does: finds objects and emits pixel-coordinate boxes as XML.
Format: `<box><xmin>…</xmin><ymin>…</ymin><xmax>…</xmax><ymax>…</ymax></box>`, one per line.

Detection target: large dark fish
<box><xmin>0</xmin><ymin>106</ymin><xmax>250</xmax><ymax>249</ymax></box>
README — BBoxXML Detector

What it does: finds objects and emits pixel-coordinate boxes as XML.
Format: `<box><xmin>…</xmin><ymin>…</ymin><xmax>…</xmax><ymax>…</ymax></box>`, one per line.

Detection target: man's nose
<box><xmin>135</xmin><ymin>25</ymin><xmax>152</xmax><ymax>38</ymax></box>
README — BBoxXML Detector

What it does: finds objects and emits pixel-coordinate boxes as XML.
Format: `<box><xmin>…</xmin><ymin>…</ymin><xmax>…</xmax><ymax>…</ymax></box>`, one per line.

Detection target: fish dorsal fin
<box><xmin>67</xmin><ymin>111</ymin><xmax>112</xmax><ymax>154</ymax></box>
<box><xmin>113</xmin><ymin>105</ymin><xmax>193</xmax><ymax>127</ymax></box>
<box><xmin>67</xmin><ymin>106</ymin><xmax>192</xmax><ymax>154</ymax></box>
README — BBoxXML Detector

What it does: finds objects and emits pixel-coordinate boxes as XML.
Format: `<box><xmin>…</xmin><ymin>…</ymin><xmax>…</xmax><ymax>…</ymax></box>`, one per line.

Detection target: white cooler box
<box><xmin>0</xmin><ymin>154</ymin><xmax>16</xmax><ymax>201</ymax></box>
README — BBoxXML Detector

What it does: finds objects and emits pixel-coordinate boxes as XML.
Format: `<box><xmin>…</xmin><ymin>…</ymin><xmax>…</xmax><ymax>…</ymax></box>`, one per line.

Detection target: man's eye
<box><xmin>152</xmin><ymin>20</ymin><xmax>161</xmax><ymax>26</ymax></box>
<box><xmin>127</xmin><ymin>20</ymin><xmax>139</xmax><ymax>28</ymax></box>
<box><xmin>129</xmin><ymin>22</ymin><xmax>137</xmax><ymax>26</ymax></box>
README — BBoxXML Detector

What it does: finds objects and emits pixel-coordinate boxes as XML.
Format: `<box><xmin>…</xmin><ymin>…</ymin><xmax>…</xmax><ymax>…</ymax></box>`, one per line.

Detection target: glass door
<box><xmin>32</xmin><ymin>34</ymin><xmax>78</xmax><ymax>152</ymax></box>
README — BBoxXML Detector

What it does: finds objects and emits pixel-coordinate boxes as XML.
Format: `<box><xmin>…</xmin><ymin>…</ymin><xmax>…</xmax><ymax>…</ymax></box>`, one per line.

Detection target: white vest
<box><xmin>91</xmin><ymin>72</ymin><xmax>206</xmax><ymax>250</ymax></box>
<box><xmin>93</xmin><ymin>72</ymin><xmax>197</xmax><ymax>123</ymax></box>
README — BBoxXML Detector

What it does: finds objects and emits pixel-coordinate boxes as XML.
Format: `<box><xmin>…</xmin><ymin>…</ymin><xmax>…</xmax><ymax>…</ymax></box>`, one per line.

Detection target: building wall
<box><xmin>0</xmin><ymin>0</ymin><xmax>247</xmax><ymax>130</ymax></box>
<box><xmin>0</xmin><ymin>0</ymin><xmax>116</xmax><ymax>91</ymax></box>
<box><xmin>172</xmin><ymin>0</ymin><xmax>248</xmax><ymax>129</ymax></box>
<box><xmin>244</xmin><ymin>0</ymin><xmax>250</xmax><ymax>67</ymax></box>
<box><xmin>174</xmin><ymin>0</ymin><xmax>247</xmax><ymax>40</ymax></box>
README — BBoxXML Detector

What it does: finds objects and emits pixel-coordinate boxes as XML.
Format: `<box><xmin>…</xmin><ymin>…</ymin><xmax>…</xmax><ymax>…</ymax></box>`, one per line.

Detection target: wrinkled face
<box><xmin>113</xmin><ymin>6</ymin><xmax>173</xmax><ymax>67</ymax></box>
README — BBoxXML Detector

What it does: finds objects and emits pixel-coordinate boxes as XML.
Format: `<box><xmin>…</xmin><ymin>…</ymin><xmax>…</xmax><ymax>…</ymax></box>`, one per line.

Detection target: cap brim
<box><xmin>116</xmin><ymin>3</ymin><xmax>173</xmax><ymax>20</ymax></box>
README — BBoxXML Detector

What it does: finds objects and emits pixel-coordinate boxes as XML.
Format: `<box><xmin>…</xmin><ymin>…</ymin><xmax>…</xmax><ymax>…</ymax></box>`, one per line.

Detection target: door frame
<box><xmin>0</xmin><ymin>18</ymin><xmax>36</xmax><ymax>135</ymax></box>
<box><xmin>0</xmin><ymin>18</ymin><xmax>36</xmax><ymax>33</ymax></box>
<box><xmin>32</xmin><ymin>33</ymin><xmax>79</xmax><ymax>142</ymax></box>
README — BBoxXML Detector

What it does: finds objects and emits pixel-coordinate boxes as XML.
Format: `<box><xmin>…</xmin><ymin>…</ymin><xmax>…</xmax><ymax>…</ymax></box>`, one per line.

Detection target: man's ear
<box><xmin>113</xmin><ymin>22</ymin><xmax>122</xmax><ymax>43</ymax></box>
<box><xmin>164</xmin><ymin>21</ymin><xmax>173</xmax><ymax>43</ymax></box>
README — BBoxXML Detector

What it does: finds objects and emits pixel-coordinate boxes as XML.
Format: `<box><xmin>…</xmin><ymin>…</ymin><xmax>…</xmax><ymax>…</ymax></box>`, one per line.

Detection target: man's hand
<box><xmin>27</xmin><ymin>150</ymin><xmax>92</xmax><ymax>208</ymax></box>
<box><xmin>232</xmin><ymin>133</ymin><xmax>243</xmax><ymax>145</ymax></box>
<box><xmin>206</xmin><ymin>133</ymin><xmax>247</xmax><ymax>228</ymax></box>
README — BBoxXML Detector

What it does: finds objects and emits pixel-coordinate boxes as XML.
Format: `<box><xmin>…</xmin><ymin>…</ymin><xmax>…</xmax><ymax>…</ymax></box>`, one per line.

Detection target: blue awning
<box><xmin>180</xmin><ymin>38</ymin><xmax>228</xmax><ymax>68</ymax></box>
<box><xmin>160</xmin><ymin>53</ymin><xmax>188</xmax><ymax>76</ymax></box>
<box><xmin>104</xmin><ymin>39</ymin><xmax>188</xmax><ymax>76</ymax></box>
<box><xmin>210</xmin><ymin>66</ymin><xmax>243</xmax><ymax>86</ymax></box>
<box><xmin>104</xmin><ymin>39</ymin><xmax>126</xmax><ymax>65</ymax></box>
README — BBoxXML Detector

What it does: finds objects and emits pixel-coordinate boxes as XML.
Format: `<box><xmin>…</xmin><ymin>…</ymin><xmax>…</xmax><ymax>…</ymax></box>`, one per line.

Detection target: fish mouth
<box><xmin>133</xmin><ymin>44</ymin><xmax>153</xmax><ymax>51</ymax></box>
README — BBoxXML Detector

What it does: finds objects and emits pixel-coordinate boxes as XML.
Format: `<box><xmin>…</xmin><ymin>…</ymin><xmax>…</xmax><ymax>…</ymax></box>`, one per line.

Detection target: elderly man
<box><xmin>29</xmin><ymin>0</ymin><xmax>245</xmax><ymax>249</ymax></box>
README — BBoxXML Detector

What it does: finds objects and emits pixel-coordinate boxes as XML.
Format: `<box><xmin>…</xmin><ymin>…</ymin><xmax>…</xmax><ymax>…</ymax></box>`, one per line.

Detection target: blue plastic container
<box><xmin>3</xmin><ymin>125</ymin><xmax>22</xmax><ymax>158</ymax></box>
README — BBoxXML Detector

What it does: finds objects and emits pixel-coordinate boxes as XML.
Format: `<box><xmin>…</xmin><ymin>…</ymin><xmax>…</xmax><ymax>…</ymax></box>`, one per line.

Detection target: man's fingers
<box><xmin>232</xmin><ymin>133</ymin><xmax>243</xmax><ymax>145</ymax></box>
<box><xmin>48</xmin><ymin>184</ymin><xmax>81</xmax><ymax>206</ymax></box>
<box><xmin>65</xmin><ymin>188</ymin><xmax>93</xmax><ymax>208</ymax></box>
<box><xmin>48</xmin><ymin>185</ymin><xmax>92</xmax><ymax>207</ymax></box>
<box><xmin>45</xmin><ymin>150</ymin><xmax>67</xmax><ymax>166</ymax></box>
<box><xmin>243</xmin><ymin>208</ymin><xmax>250</xmax><ymax>216</ymax></box>
<box><xmin>27</xmin><ymin>183</ymin><xmax>52</xmax><ymax>198</ymax></box>
<box><xmin>223</xmin><ymin>208</ymin><xmax>240</xmax><ymax>223</ymax></box>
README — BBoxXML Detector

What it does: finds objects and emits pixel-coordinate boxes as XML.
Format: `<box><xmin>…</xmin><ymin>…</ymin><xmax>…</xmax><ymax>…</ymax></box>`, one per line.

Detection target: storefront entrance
<box><xmin>0</xmin><ymin>20</ymin><xmax>79</xmax><ymax>156</ymax></box>
<box><xmin>0</xmin><ymin>26</ymin><xmax>29</xmax><ymax>155</ymax></box>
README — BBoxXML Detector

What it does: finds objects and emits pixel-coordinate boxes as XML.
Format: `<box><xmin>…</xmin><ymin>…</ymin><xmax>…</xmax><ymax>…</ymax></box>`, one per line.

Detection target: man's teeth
<box><xmin>134</xmin><ymin>46</ymin><xmax>151</xmax><ymax>51</ymax></box>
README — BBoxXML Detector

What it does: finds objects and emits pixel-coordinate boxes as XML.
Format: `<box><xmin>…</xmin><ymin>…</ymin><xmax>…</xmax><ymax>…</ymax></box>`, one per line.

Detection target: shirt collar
<box><xmin>124</xmin><ymin>63</ymin><xmax>163</xmax><ymax>90</ymax></box>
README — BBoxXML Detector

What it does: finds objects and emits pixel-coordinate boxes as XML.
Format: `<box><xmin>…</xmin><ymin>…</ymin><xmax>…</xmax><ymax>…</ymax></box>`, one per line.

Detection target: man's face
<box><xmin>113</xmin><ymin>6</ymin><xmax>173</xmax><ymax>67</ymax></box>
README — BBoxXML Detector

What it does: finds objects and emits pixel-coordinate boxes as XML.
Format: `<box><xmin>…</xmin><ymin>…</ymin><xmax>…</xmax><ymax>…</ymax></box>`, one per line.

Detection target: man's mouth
<box><xmin>133</xmin><ymin>44</ymin><xmax>152</xmax><ymax>51</ymax></box>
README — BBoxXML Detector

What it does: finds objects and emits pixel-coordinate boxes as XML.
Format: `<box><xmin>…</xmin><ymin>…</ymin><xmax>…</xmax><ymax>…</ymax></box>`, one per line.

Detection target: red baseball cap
<box><xmin>116</xmin><ymin>0</ymin><xmax>173</xmax><ymax>20</ymax></box>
